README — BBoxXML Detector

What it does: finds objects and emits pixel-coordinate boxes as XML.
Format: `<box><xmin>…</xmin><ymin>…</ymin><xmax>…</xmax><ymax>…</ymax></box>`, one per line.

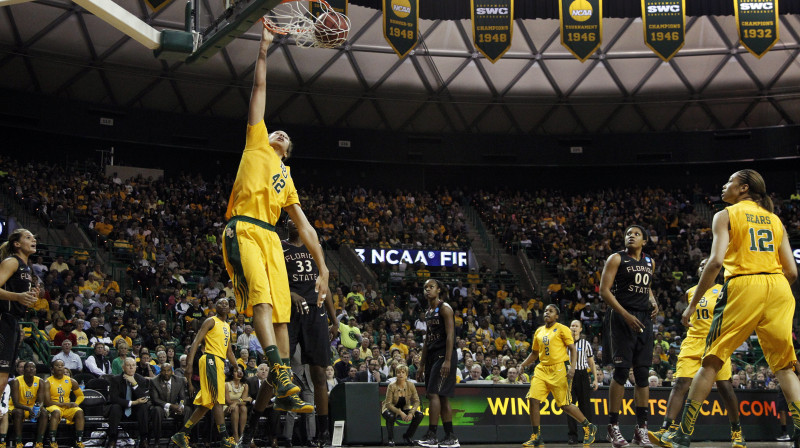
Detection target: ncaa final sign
<box><xmin>559</xmin><ymin>0</ymin><xmax>602</xmax><ymax>62</ymax></box>
<box><xmin>311</xmin><ymin>0</ymin><xmax>348</xmax><ymax>18</ymax></box>
<box><xmin>384</xmin><ymin>0</ymin><xmax>419</xmax><ymax>59</ymax></box>
<box><xmin>471</xmin><ymin>0</ymin><xmax>513</xmax><ymax>63</ymax></box>
<box><xmin>735</xmin><ymin>0</ymin><xmax>779</xmax><ymax>58</ymax></box>
<box><xmin>355</xmin><ymin>248</ymin><xmax>468</xmax><ymax>268</ymax></box>
<box><xmin>642</xmin><ymin>0</ymin><xmax>685</xmax><ymax>62</ymax></box>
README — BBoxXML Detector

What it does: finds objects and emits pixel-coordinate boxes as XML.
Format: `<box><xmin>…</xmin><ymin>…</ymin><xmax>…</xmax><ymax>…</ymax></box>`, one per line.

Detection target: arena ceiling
<box><xmin>1</xmin><ymin>0</ymin><xmax>800</xmax><ymax>135</ymax></box>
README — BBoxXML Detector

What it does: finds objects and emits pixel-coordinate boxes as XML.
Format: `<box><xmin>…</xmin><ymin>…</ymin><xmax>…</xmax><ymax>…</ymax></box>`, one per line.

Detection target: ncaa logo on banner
<box><xmin>391</xmin><ymin>0</ymin><xmax>411</xmax><ymax>18</ymax></box>
<box><xmin>569</xmin><ymin>0</ymin><xmax>593</xmax><ymax>22</ymax></box>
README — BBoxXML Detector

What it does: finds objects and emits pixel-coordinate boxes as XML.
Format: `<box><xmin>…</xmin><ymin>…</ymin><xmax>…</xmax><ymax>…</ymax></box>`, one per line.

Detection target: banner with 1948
<box><xmin>383</xmin><ymin>0</ymin><xmax>419</xmax><ymax>58</ymax></box>
<box><xmin>311</xmin><ymin>0</ymin><xmax>348</xmax><ymax>17</ymax></box>
<box><xmin>559</xmin><ymin>0</ymin><xmax>602</xmax><ymax>62</ymax></box>
<box><xmin>734</xmin><ymin>0</ymin><xmax>779</xmax><ymax>58</ymax></box>
<box><xmin>471</xmin><ymin>0</ymin><xmax>513</xmax><ymax>63</ymax></box>
<box><xmin>641</xmin><ymin>0</ymin><xmax>685</xmax><ymax>61</ymax></box>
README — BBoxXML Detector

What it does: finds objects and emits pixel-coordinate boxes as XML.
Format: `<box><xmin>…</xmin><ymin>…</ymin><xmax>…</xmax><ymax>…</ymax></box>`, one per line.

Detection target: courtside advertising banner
<box><xmin>355</xmin><ymin>248</ymin><xmax>468</xmax><ymax>267</ymax></box>
<box><xmin>470</xmin><ymin>0</ymin><xmax>513</xmax><ymax>63</ymax></box>
<box><xmin>379</xmin><ymin>385</ymin><xmax>781</xmax><ymax>440</ymax></box>
<box><xmin>641</xmin><ymin>0</ymin><xmax>685</xmax><ymax>61</ymax></box>
<box><xmin>559</xmin><ymin>0</ymin><xmax>602</xmax><ymax>62</ymax></box>
<box><xmin>311</xmin><ymin>0</ymin><xmax>348</xmax><ymax>17</ymax></box>
<box><xmin>384</xmin><ymin>0</ymin><xmax>419</xmax><ymax>58</ymax></box>
<box><xmin>734</xmin><ymin>0</ymin><xmax>779</xmax><ymax>58</ymax></box>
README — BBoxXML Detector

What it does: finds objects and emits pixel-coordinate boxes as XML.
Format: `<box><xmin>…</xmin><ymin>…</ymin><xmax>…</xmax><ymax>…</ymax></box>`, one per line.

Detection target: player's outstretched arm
<box><xmin>248</xmin><ymin>27</ymin><xmax>275</xmax><ymax>126</ymax></box>
<box><xmin>284</xmin><ymin>204</ymin><xmax>330</xmax><ymax>306</ymax></box>
<box><xmin>778</xmin><ymin>226</ymin><xmax>798</xmax><ymax>285</ymax></box>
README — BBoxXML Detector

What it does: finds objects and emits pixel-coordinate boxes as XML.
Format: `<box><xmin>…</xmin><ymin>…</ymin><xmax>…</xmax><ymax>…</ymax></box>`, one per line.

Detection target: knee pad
<box><xmin>633</xmin><ymin>366</ymin><xmax>649</xmax><ymax>387</ymax></box>
<box><xmin>613</xmin><ymin>367</ymin><xmax>629</xmax><ymax>386</ymax></box>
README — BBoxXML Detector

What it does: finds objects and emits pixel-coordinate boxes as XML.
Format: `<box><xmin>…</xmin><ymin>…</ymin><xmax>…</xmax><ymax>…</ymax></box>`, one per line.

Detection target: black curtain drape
<box><xmin>349</xmin><ymin>0</ymin><xmax>798</xmax><ymax>20</ymax></box>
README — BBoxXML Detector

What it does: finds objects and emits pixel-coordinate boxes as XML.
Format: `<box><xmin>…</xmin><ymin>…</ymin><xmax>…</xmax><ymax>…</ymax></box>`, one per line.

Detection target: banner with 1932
<box><xmin>559</xmin><ymin>0</ymin><xmax>602</xmax><ymax>62</ymax></box>
<box><xmin>641</xmin><ymin>0</ymin><xmax>685</xmax><ymax>61</ymax></box>
<box><xmin>471</xmin><ymin>0</ymin><xmax>513</xmax><ymax>63</ymax></box>
<box><xmin>734</xmin><ymin>0</ymin><xmax>779</xmax><ymax>58</ymax></box>
<box><xmin>383</xmin><ymin>0</ymin><xmax>419</xmax><ymax>58</ymax></box>
<box><xmin>311</xmin><ymin>0</ymin><xmax>348</xmax><ymax>18</ymax></box>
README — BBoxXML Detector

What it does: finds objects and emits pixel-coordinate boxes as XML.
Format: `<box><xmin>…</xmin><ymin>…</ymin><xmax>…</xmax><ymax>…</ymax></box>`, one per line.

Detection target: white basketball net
<box><xmin>262</xmin><ymin>0</ymin><xmax>351</xmax><ymax>48</ymax></box>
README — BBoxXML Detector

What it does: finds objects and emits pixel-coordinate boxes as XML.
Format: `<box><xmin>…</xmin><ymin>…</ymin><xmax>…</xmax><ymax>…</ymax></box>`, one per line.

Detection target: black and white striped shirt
<box><xmin>574</xmin><ymin>338</ymin><xmax>593</xmax><ymax>371</ymax></box>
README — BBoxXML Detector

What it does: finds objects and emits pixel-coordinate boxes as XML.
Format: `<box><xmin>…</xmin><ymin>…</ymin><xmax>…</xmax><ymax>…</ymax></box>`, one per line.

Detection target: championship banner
<box><xmin>383</xmin><ymin>0</ymin><xmax>419</xmax><ymax>59</ymax></box>
<box><xmin>143</xmin><ymin>0</ymin><xmax>172</xmax><ymax>12</ymax></box>
<box><xmin>559</xmin><ymin>0</ymin><xmax>602</xmax><ymax>62</ymax></box>
<box><xmin>470</xmin><ymin>0</ymin><xmax>513</xmax><ymax>63</ymax></box>
<box><xmin>641</xmin><ymin>0</ymin><xmax>685</xmax><ymax>61</ymax></box>
<box><xmin>734</xmin><ymin>0</ymin><xmax>779</xmax><ymax>58</ymax></box>
<box><xmin>311</xmin><ymin>0</ymin><xmax>348</xmax><ymax>17</ymax></box>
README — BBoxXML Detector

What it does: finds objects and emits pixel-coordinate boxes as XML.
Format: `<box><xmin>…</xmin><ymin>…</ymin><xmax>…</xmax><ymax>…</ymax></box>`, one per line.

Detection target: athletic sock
<box><xmin>789</xmin><ymin>402</ymin><xmax>800</xmax><ymax>432</ymax></box>
<box><xmin>49</xmin><ymin>430</ymin><xmax>57</xmax><ymax>442</ymax></box>
<box><xmin>264</xmin><ymin>346</ymin><xmax>282</xmax><ymax>367</ymax></box>
<box><xmin>76</xmin><ymin>430</ymin><xmax>84</xmax><ymax>442</ymax></box>
<box><xmin>730</xmin><ymin>421</ymin><xmax>741</xmax><ymax>432</ymax></box>
<box><xmin>609</xmin><ymin>412</ymin><xmax>620</xmax><ymax>425</ymax></box>
<box><xmin>580</xmin><ymin>418</ymin><xmax>590</xmax><ymax>427</ymax></box>
<box><xmin>316</xmin><ymin>414</ymin><xmax>329</xmax><ymax>435</ymax></box>
<box><xmin>281</xmin><ymin>357</ymin><xmax>290</xmax><ymax>366</ymax></box>
<box><xmin>443</xmin><ymin>422</ymin><xmax>453</xmax><ymax>435</ymax></box>
<box><xmin>531</xmin><ymin>426</ymin><xmax>539</xmax><ymax>435</ymax></box>
<box><xmin>661</xmin><ymin>418</ymin><xmax>673</xmax><ymax>430</ymax></box>
<box><xmin>0</xmin><ymin>433</ymin><xmax>6</xmax><ymax>444</ymax></box>
<box><xmin>782</xmin><ymin>424</ymin><xmax>787</xmax><ymax>434</ymax></box>
<box><xmin>428</xmin><ymin>424</ymin><xmax>438</xmax><ymax>436</ymax></box>
<box><xmin>183</xmin><ymin>418</ymin><xmax>197</xmax><ymax>431</ymax></box>
<box><xmin>218</xmin><ymin>424</ymin><xmax>229</xmax><ymax>438</ymax></box>
<box><xmin>679</xmin><ymin>399</ymin><xmax>703</xmax><ymax>436</ymax></box>
<box><xmin>636</xmin><ymin>406</ymin><xmax>648</xmax><ymax>427</ymax></box>
<box><xmin>35</xmin><ymin>433</ymin><xmax>44</xmax><ymax>443</ymax></box>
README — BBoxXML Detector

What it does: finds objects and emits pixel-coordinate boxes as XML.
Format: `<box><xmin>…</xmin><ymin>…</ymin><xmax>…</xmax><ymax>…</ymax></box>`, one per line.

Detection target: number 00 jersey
<box><xmin>724</xmin><ymin>200</ymin><xmax>784</xmax><ymax>279</ymax></box>
<box><xmin>612</xmin><ymin>251</ymin><xmax>655</xmax><ymax>312</ymax></box>
<box><xmin>282</xmin><ymin>240</ymin><xmax>318</xmax><ymax>301</ymax></box>
<box><xmin>685</xmin><ymin>284</ymin><xmax>722</xmax><ymax>339</ymax></box>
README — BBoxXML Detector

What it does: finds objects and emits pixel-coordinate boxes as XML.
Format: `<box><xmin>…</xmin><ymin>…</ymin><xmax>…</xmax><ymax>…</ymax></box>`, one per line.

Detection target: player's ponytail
<box><xmin>0</xmin><ymin>228</ymin><xmax>29</xmax><ymax>260</ymax></box>
<box><xmin>735</xmin><ymin>169</ymin><xmax>773</xmax><ymax>213</ymax></box>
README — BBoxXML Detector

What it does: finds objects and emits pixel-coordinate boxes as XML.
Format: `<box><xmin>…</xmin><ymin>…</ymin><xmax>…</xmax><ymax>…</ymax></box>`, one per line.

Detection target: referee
<box><xmin>566</xmin><ymin>320</ymin><xmax>598</xmax><ymax>445</ymax></box>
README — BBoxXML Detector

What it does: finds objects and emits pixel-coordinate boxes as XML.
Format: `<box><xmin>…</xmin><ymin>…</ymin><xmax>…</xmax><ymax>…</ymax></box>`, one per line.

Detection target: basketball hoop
<box><xmin>262</xmin><ymin>0</ymin><xmax>350</xmax><ymax>48</ymax></box>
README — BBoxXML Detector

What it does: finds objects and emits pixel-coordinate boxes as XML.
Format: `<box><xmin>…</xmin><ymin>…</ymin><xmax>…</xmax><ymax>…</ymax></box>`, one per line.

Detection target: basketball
<box><xmin>313</xmin><ymin>11</ymin><xmax>349</xmax><ymax>47</ymax></box>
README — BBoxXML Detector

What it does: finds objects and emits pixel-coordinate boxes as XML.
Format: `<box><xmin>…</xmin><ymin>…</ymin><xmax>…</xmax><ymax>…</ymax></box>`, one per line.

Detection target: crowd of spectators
<box><xmin>2</xmin><ymin>155</ymin><xmax>799</xmax><ymax>394</ymax></box>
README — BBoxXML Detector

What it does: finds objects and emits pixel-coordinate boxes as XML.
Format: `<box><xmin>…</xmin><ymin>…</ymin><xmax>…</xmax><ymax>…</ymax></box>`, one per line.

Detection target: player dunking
<box><xmin>0</xmin><ymin>229</ymin><xmax>39</xmax><ymax>412</ymax></box>
<box><xmin>671</xmin><ymin>170</ymin><xmax>798</xmax><ymax>448</ymax></box>
<box><xmin>171</xmin><ymin>298</ymin><xmax>241</xmax><ymax>448</ymax></box>
<box><xmin>649</xmin><ymin>258</ymin><xmax>745</xmax><ymax>448</ymax></box>
<box><xmin>600</xmin><ymin>225</ymin><xmax>658</xmax><ymax>448</ymax></box>
<box><xmin>222</xmin><ymin>24</ymin><xmax>330</xmax><ymax>418</ymax></box>
<box><xmin>416</xmin><ymin>279</ymin><xmax>458</xmax><ymax>448</ymax></box>
<box><xmin>519</xmin><ymin>305</ymin><xmax>597</xmax><ymax>448</ymax></box>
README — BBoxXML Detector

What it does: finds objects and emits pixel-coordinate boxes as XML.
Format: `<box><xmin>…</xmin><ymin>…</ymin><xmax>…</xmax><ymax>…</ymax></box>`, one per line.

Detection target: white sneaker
<box><xmin>777</xmin><ymin>433</ymin><xmax>791</xmax><ymax>441</ymax></box>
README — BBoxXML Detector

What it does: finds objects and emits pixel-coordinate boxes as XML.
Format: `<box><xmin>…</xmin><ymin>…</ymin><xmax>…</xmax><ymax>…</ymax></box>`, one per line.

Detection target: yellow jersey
<box><xmin>532</xmin><ymin>322</ymin><xmax>574</xmax><ymax>365</ymax></box>
<box><xmin>48</xmin><ymin>376</ymin><xmax>72</xmax><ymax>405</ymax></box>
<box><xmin>225</xmin><ymin>121</ymin><xmax>300</xmax><ymax>224</ymax></box>
<box><xmin>17</xmin><ymin>376</ymin><xmax>42</xmax><ymax>407</ymax></box>
<box><xmin>205</xmin><ymin>316</ymin><xmax>231</xmax><ymax>359</ymax></box>
<box><xmin>685</xmin><ymin>284</ymin><xmax>722</xmax><ymax>339</ymax></box>
<box><xmin>724</xmin><ymin>200</ymin><xmax>784</xmax><ymax>279</ymax></box>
